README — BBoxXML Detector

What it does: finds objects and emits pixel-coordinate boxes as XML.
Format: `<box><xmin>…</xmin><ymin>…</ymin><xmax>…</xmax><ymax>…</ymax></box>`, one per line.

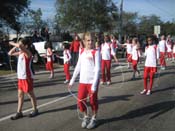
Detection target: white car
<box><xmin>32</xmin><ymin>41</ymin><xmax>65</xmax><ymax>64</ymax></box>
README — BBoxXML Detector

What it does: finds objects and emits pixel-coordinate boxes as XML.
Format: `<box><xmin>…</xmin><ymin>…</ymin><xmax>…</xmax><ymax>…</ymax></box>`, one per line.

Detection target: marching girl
<box><xmin>166</xmin><ymin>35</ymin><xmax>173</xmax><ymax>61</ymax></box>
<box><xmin>58</xmin><ymin>43</ymin><xmax>71</xmax><ymax>84</ymax></box>
<box><xmin>68</xmin><ymin>32</ymin><xmax>101</xmax><ymax>129</ymax></box>
<box><xmin>140</xmin><ymin>36</ymin><xmax>159</xmax><ymax>95</ymax></box>
<box><xmin>122</xmin><ymin>38</ymin><xmax>132</xmax><ymax>68</ymax></box>
<box><xmin>45</xmin><ymin>41</ymin><xmax>54</xmax><ymax>79</ymax></box>
<box><xmin>100</xmin><ymin>34</ymin><xmax>118</xmax><ymax>85</ymax></box>
<box><xmin>172</xmin><ymin>41</ymin><xmax>175</xmax><ymax>62</ymax></box>
<box><xmin>131</xmin><ymin>37</ymin><xmax>140</xmax><ymax>80</ymax></box>
<box><xmin>8</xmin><ymin>38</ymin><xmax>38</xmax><ymax>120</ymax></box>
<box><xmin>158</xmin><ymin>35</ymin><xmax>166</xmax><ymax>70</ymax></box>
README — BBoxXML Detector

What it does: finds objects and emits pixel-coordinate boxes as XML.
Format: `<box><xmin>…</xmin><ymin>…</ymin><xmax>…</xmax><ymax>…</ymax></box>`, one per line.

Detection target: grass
<box><xmin>0</xmin><ymin>70</ymin><xmax>16</xmax><ymax>76</ymax></box>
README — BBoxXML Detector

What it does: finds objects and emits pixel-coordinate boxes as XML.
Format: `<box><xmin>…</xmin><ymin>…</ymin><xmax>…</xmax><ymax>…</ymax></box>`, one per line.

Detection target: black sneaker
<box><xmin>28</xmin><ymin>109</ymin><xmax>39</xmax><ymax>117</ymax></box>
<box><xmin>11</xmin><ymin>112</ymin><xmax>23</xmax><ymax>120</ymax></box>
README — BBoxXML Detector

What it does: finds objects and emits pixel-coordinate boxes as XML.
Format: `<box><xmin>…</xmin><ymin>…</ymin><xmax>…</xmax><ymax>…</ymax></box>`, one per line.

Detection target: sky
<box><xmin>30</xmin><ymin>0</ymin><xmax>175</xmax><ymax>22</ymax></box>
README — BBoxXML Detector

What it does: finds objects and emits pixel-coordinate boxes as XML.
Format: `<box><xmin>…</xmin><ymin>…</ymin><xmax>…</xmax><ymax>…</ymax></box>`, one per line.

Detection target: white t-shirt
<box><xmin>144</xmin><ymin>45</ymin><xmax>159</xmax><ymax>67</ymax></box>
<box><xmin>166</xmin><ymin>40</ymin><xmax>172</xmax><ymax>52</ymax></box>
<box><xmin>17</xmin><ymin>53</ymin><xmax>33</xmax><ymax>79</ymax></box>
<box><xmin>63</xmin><ymin>49</ymin><xmax>71</xmax><ymax>64</ymax></box>
<box><xmin>173</xmin><ymin>45</ymin><xmax>175</xmax><ymax>53</ymax></box>
<box><xmin>131</xmin><ymin>45</ymin><xmax>140</xmax><ymax>60</ymax></box>
<box><xmin>158</xmin><ymin>40</ymin><xmax>166</xmax><ymax>52</ymax></box>
<box><xmin>101</xmin><ymin>42</ymin><xmax>115</xmax><ymax>60</ymax></box>
<box><xmin>123</xmin><ymin>43</ymin><xmax>132</xmax><ymax>54</ymax></box>
<box><xmin>69</xmin><ymin>49</ymin><xmax>101</xmax><ymax>91</ymax></box>
<box><xmin>46</xmin><ymin>49</ymin><xmax>53</xmax><ymax>62</ymax></box>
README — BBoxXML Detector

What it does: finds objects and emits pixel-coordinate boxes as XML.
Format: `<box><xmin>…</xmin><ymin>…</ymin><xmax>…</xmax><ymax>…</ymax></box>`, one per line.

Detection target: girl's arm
<box><xmin>47</xmin><ymin>48</ymin><xmax>53</xmax><ymax>56</ymax></box>
<box><xmin>9</xmin><ymin>41</ymin><xmax>31</xmax><ymax>58</ymax></box>
<box><xmin>110</xmin><ymin>44</ymin><xmax>119</xmax><ymax>63</ymax></box>
<box><xmin>91</xmin><ymin>50</ymin><xmax>101</xmax><ymax>92</ymax></box>
<box><xmin>8</xmin><ymin>46</ymin><xmax>19</xmax><ymax>56</ymax></box>
<box><xmin>69</xmin><ymin>56</ymin><xmax>81</xmax><ymax>87</ymax></box>
<box><xmin>67</xmin><ymin>50</ymin><xmax>71</xmax><ymax>61</ymax></box>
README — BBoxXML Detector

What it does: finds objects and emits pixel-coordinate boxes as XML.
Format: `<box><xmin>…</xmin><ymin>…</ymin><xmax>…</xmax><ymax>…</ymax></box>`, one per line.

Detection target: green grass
<box><xmin>0</xmin><ymin>70</ymin><xmax>16</xmax><ymax>76</ymax></box>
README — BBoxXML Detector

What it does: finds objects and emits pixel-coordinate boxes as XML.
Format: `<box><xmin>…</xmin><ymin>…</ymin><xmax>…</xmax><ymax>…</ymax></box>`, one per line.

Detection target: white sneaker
<box><xmin>140</xmin><ymin>89</ymin><xmax>147</xmax><ymax>95</ymax></box>
<box><xmin>100</xmin><ymin>81</ymin><xmax>105</xmax><ymax>85</ymax></box>
<box><xmin>107</xmin><ymin>81</ymin><xmax>111</xmax><ymax>85</ymax></box>
<box><xmin>64</xmin><ymin>80</ymin><xmax>69</xmax><ymax>84</ymax></box>
<box><xmin>146</xmin><ymin>90</ymin><xmax>151</xmax><ymax>95</ymax></box>
<box><xmin>49</xmin><ymin>75</ymin><xmax>54</xmax><ymax>79</ymax></box>
<box><xmin>161</xmin><ymin>67</ymin><xmax>165</xmax><ymax>70</ymax></box>
<box><xmin>86</xmin><ymin>118</ymin><xmax>97</xmax><ymax>129</ymax></box>
<box><xmin>81</xmin><ymin>116</ymin><xmax>89</xmax><ymax>129</ymax></box>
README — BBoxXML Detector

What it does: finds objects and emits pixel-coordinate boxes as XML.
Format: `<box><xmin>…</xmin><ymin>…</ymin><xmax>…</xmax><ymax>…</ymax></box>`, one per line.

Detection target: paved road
<box><xmin>0</xmin><ymin>59</ymin><xmax>175</xmax><ymax>131</ymax></box>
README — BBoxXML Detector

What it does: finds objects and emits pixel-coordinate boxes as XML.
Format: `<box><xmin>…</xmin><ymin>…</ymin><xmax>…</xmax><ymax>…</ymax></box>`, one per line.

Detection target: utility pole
<box><xmin>118</xmin><ymin>0</ymin><xmax>123</xmax><ymax>44</ymax></box>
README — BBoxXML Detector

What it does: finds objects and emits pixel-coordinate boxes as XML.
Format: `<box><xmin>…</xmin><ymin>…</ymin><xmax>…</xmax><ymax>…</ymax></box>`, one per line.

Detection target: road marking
<box><xmin>114</xmin><ymin>65</ymin><xmax>128</xmax><ymax>70</ymax></box>
<box><xmin>0</xmin><ymin>94</ymin><xmax>73</xmax><ymax>122</ymax></box>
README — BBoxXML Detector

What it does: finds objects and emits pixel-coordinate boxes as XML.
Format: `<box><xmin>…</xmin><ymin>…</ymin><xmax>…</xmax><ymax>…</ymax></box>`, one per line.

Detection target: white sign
<box><xmin>154</xmin><ymin>25</ymin><xmax>161</xmax><ymax>35</ymax></box>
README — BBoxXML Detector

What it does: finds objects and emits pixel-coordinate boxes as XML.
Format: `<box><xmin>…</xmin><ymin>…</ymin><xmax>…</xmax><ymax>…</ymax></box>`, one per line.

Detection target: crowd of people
<box><xmin>7</xmin><ymin>32</ymin><xmax>175</xmax><ymax>129</ymax></box>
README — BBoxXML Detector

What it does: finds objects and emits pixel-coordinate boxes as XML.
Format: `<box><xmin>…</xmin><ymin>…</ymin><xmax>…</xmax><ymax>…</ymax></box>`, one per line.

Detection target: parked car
<box><xmin>0</xmin><ymin>45</ymin><xmax>9</xmax><ymax>68</ymax></box>
<box><xmin>33</xmin><ymin>40</ymin><xmax>66</xmax><ymax>64</ymax></box>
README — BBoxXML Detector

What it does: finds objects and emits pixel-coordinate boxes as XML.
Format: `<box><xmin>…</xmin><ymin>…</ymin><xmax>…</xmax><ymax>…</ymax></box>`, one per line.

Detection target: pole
<box><xmin>119</xmin><ymin>0</ymin><xmax>123</xmax><ymax>44</ymax></box>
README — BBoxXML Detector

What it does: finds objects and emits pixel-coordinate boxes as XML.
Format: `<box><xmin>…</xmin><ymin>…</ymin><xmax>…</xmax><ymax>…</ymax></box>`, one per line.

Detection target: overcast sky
<box><xmin>30</xmin><ymin>0</ymin><xmax>175</xmax><ymax>22</ymax></box>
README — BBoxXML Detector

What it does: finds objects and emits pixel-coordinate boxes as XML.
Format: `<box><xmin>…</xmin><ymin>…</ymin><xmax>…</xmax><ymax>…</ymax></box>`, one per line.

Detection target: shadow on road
<box><xmin>97</xmin><ymin>100</ymin><xmax>175</xmax><ymax>127</ymax></box>
<box><xmin>39</xmin><ymin>94</ymin><xmax>134</xmax><ymax>115</ymax></box>
<box><xmin>0</xmin><ymin>92</ymin><xmax>76</xmax><ymax>105</ymax></box>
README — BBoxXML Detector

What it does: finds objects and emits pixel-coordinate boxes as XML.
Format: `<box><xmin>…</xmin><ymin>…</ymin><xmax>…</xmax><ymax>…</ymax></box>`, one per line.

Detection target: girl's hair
<box><xmin>132</xmin><ymin>37</ymin><xmax>138</xmax><ymax>43</ymax></box>
<box><xmin>19</xmin><ymin>38</ymin><xmax>34</xmax><ymax>54</ymax></box>
<box><xmin>44</xmin><ymin>41</ymin><xmax>53</xmax><ymax>49</ymax></box>
<box><xmin>63</xmin><ymin>43</ymin><xmax>70</xmax><ymax>49</ymax></box>
<box><xmin>82</xmin><ymin>32</ymin><xmax>92</xmax><ymax>40</ymax></box>
<box><xmin>19</xmin><ymin>38</ymin><xmax>29</xmax><ymax>46</ymax></box>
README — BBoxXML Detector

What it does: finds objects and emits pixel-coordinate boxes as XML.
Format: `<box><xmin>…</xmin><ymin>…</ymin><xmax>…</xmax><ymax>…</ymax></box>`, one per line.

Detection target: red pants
<box><xmin>46</xmin><ymin>61</ymin><xmax>53</xmax><ymax>71</ymax></box>
<box><xmin>143</xmin><ymin>67</ymin><xmax>157</xmax><ymax>90</ymax></box>
<box><xmin>132</xmin><ymin>60</ymin><xmax>138</xmax><ymax>71</ymax></box>
<box><xmin>64</xmin><ymin>63</ymin><xmax>70</xmax><ymax>80</ymax></box>
<box><xmin>101</xmin><ymin>60</ymin><xmax>111</xmax><ymax>82</ymax></box>
<box><xmin>18</xmin><ymin>78</ymin><xmax>33</xmax><ymax>93</ymax></box>
<box><xmin>159</xmin><ymin>52</ymin><xmax>166</xmax><ymax>66</ymax></box>
<box><xmin>127</xmin><ymin>53</ymin><xmax>132</xmax><ymax>63</ymax></box>
<box><xmin>167</xmin><ymin>52</ymin><xmax>172</xmax><ymax>58</ymax></box>
<box><xmin>78</xmin><ymin>83</ymin><xmax>98</xmax><ymax>112</ymax></box>
<box><xmin>173</xmin><ymin>53</ymin><xmax>175</xmax><ymax>58</ymax></box>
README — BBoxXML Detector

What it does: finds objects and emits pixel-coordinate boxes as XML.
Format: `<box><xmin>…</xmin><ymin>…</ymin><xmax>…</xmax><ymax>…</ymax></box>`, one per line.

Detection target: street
<box><xmin>0</xmin><ymin>59</ymin><xmax>175</xmax><ymax>131</ymax></box>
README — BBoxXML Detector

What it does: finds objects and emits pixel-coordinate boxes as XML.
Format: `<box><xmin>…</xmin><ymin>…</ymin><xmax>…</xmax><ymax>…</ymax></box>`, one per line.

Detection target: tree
<box><xmin>138</xmin><ymin>15</ymin><xmax>162</xmax><ymax>35</ymax></box>
<box><xmin>161</xmin><ymin>21</ymin><xmax>175</xmax><ymax>36</ymax></box>
<box><xmin>55</xmin><ymin>0</ymin><xmax>118</xmax><ymax>32</ymax></box>
<box><xmin>29</xmin><ymin>8</ymin><xmax>45</xmax><ymax>32</ymax></box>
<box><xmin>0</xmin><ymin>0</ymin><xmax>30</xmax><ymax>32</ymax></box>
<box><xmin>122</xmin><ymin>12</ymin><xmax>138</xmax><ymax>36</ymax></box>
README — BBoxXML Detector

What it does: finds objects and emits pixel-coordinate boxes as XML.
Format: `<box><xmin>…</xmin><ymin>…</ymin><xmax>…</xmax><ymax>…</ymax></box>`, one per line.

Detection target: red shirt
<box><xmin>71</xmin><ymin>40</ymin><xmax>80</xmax><ymax>52</ymax></box>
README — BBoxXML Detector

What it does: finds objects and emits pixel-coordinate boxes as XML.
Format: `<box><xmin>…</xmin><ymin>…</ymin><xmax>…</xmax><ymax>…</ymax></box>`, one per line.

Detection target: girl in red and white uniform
<box><xmin>158</xmin><ymin>35</ymin><xmax>166</xmax><ymax>70</ymax></box>
<box><xmin>122</xmin><ymin>38</ymin><xmax>132</xmax><ymax>68</ymax></box>
<box><xmin>166</xmin><ymin>35</ymin><xmax>173</xmax><ymax>61</ymax></box>
<box><xmin>8</xmin><ymin>38</ymin><xmax>38</xmax><ymax>120</ymax></box>
<box><xmin>62</xmin><ymin>43</ymin><xmax>71</xmax><ymax>83</ymax></box>
<box><xmin>131</xmin><ymin>37</ymin><xmax>140</xmax><ymax>80</ymax></box>
<box><xmin>45</xmin><ymin>41</ymin><xmax>54</xmax><ymax>78</ymax></box>
<box><xmin>68</xmin><ymin>32</ymin><xmax>101</xmax><ymax>129</ymax></box>
<box><xmin>111</xmin><ymin>35</ymin><xmax>120</xmax><ymax>53</ymax></box>
<box><xmin>100</xmin><ymin>35</ymin><xmax>118</xmax><ymax>85</ymax></box>
<box><xmin>140</xmin><ymin>36</ymin><xmax>159</xmax><ymax>95</ymax></box>
<box><xmin>172</xmin><ymin>41</ymin><xmax>175</xmax><ymax>62</ymax></box>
